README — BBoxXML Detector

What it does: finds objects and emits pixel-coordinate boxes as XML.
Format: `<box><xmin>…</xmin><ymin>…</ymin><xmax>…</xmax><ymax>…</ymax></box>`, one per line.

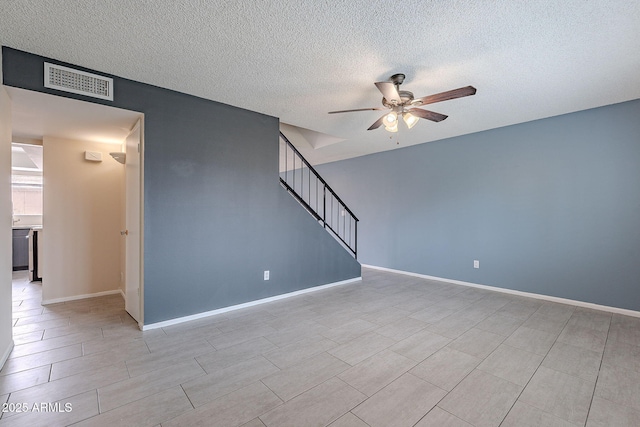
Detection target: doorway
<box><xmin>5</xmin><ymin>86</ymin><xmax>144</xmax><ymax>327</ymax></box>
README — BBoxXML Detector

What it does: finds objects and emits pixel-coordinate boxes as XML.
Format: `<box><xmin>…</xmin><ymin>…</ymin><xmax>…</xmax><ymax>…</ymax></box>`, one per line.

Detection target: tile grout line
<box><xmin>350</xmin><ymin>410</ymin><xmax>372</xmax><ymax>427</ymax></box>
<box><xmin>192</xmin><ymin>355</ymin><xmax>209</xmax><ymax>375</ymax></box>
<box><xmin>404</xmin><ymin>370</ymin><xmax>452</xmax><ymax>423</ymax></box>
<box><xmin>411</xmin><ymin>405</ymin><xmax>467</xmax><ymax>427</ymax></box>
<box><xmin>179</xmin><ymin>383</ymin><xmax>196</xmax><ymax>410</ymax></box>
<box><xmin>96</xmin><ymin>387</ymin><xmax>102</xmax><ymax>415</ymax></box>
<box><xmin>419</xmin><ymin>301</ymin><xmax>541</xmax><ymax>426</ymax></box>
<box><xmin>583</xmin><ymin>318</ymin><xmax>612</xmax><ymax>425</ymax></box>
<box><xmin>495</xmin><ymin>305</ymin><xmax>574</xmax><ymax>426</ymax></box>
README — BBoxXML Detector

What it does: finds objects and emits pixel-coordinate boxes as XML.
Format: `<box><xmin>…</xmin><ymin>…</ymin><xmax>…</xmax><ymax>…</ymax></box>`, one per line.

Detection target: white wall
<box><xmin>0</xmin><ymin>86</ymin><xmax>14</xmax><ymax>367</ymax></box>
<box><xmin>42</xmin><ymin>137</ymin><xmax>124</xmax><ymax>303</ymax></box>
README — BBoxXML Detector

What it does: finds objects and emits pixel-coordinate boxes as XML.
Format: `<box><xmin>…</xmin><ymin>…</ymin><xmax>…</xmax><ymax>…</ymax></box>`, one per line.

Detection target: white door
<box><xmin>125</xmin><ymin>120</ymin><xmax>142</xmax><ymax>323</ymax></box>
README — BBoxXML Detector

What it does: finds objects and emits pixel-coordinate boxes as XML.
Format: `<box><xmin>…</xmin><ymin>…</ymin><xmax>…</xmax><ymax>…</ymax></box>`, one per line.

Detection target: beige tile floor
<box><xmin>1</xmin><ymin>268</ymin><xmax>640</xmax><ymax>426</ymax></box>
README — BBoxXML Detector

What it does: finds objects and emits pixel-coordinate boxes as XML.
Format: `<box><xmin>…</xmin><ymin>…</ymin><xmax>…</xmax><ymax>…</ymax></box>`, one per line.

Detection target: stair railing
<box><xmin>279</xmin><ymin>132</ymin><xmax>358</xmax><ymax>258</ymax></box>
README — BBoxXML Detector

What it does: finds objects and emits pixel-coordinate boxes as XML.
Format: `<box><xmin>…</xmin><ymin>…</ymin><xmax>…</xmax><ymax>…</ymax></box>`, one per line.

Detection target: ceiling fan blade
<box><xmin>328</xmin><ymin>107</ymin><xmax>385</xmax><ymax>114</ymax></box>
<box><xmin>416</xmin><ymin>86</ymin><xmax>477</xmax><ymax>106</ymax></box>
<box><xmin>375</xmin><ymin>81</ymin><xmax>401</xmax><ymax>104</ymax></box>
<box><xmin>408</xmin><ymin>108</ymin><xmax>448</xmax><ymax>122</ymax></box>
<box><xmin>367</xmin><ymin>114</ymin><xmax>387</xmax><ymax>130</ymax></box>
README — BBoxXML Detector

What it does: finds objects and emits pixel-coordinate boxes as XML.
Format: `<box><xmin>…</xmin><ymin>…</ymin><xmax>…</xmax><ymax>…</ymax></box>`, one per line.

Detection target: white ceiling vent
<box><xmin>44</xmin><ymin>62</ymin><xmax>113</xmax><ymax>101</ymax></box>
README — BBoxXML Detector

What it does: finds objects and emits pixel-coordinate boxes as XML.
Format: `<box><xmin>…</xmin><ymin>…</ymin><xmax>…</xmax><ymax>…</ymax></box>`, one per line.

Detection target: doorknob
<box><xmin>120</xmin><ymin>230</ymin><xmax>129</xmax><ymax>236</ymax></box>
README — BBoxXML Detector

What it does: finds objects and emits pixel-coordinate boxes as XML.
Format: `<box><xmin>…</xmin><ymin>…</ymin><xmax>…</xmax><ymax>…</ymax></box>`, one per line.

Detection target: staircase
<box><xmin>279</xmin><ymin>132</ymin><xmax>359</xmax><ymax>258</ymax></box>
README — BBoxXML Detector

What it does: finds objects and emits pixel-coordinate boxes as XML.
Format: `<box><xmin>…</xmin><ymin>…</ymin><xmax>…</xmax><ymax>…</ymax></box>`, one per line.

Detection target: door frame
<box><xmin>125</xmin><ymin>118</ymin><xmax>144</xmax><ymax>328</ymax></box>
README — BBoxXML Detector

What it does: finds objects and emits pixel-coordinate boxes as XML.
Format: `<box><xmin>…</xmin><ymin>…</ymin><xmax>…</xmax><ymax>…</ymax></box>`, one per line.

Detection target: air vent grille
<box><xmin>44</xmin><ymin>62</ymin><xmax>114</xmax><ymax>101</ymax></box>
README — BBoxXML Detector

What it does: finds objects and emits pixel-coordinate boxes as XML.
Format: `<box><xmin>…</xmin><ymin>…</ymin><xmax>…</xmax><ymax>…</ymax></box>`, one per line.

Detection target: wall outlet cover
<box><xmin>264</xmin><ymin>270</ymin><xmax>269</xmax><ymax>280</ymax></box>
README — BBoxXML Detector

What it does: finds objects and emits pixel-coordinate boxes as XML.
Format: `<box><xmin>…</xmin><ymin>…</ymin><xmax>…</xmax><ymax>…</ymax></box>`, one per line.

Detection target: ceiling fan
<box><xmin>329</xmin><ymin>73</ymin><xmax>476</xmax><ymax>132</ymax></box>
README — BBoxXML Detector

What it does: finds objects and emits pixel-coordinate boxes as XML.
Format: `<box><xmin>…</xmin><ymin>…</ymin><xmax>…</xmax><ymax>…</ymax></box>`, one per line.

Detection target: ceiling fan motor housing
<box><xmin>382</xmin><ymin>91</ymin><xmax>414</xmax><ymax>108</ymax></box>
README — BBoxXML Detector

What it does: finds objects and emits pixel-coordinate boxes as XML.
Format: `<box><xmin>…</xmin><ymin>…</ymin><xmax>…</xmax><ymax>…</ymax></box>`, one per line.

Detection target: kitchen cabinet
<box><xmin>12</xmin><ymin>228</ymin><xmax>30</xmax><ymax>271</ymax></box>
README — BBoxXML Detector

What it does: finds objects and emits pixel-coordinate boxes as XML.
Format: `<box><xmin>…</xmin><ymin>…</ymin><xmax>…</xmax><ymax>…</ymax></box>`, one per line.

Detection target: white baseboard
<box><xmin>363</xmin><ymin>264</ymin><xmax>640</xmax><ymax>318</ymax></box>
<box><xmin>1</xmin><ymin>339</ymin><xmax>14</xmax><ymax>370</ymax></box>
<box><xmin>41</xmin><ymin>289</ymin><xmax>123</xmax><ymax>305</ymax></box>
<box><xmin>143</xmin><ymin>277</ymin><xmax>362</xmax><ymax>331</ymax></box>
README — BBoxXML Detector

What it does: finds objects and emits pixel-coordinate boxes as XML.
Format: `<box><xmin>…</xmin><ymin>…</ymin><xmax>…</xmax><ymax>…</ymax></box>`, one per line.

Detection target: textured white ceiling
<box><xmin>2</xmin><ymin>1</ymin><xmax>639</xmax><ymax>164</ymax></box>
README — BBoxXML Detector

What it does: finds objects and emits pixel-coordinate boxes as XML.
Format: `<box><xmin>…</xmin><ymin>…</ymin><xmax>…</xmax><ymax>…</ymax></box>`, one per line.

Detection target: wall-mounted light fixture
<box><xmin>109</xmin><ymin>152</ymin><xmax>126</xmax><ymax>164</ymax></box>
<box><xmin>85</xmin><ymin>151</ymin><xmax>102</xmax><ymax>162</ymax></box>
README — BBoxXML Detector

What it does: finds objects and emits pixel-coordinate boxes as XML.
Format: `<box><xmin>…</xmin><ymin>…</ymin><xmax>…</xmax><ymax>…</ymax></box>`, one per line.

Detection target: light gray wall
<box><xmin>319</xmin><ymin>99</ymin><xmax>640</xmax><ymax>311</ymax></box>
<box><xmin>2</xmin><ymin>47</ymin><xmax>361</xmax><ymax>325</ymax></box>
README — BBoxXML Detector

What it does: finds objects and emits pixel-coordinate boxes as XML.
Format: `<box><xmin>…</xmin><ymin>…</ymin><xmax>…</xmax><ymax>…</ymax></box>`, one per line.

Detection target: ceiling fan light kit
<box><xmin>383</xmin><ymin>111</ymin><xmax>398</xmax><ymax>127</ymax></box>
<box><xmin>329</xmin><ymin>73</ymin><xmax>476</xmax><ymax>133</ymax></box>
<box><xmin>403</xmin><ymin>112</ymin><xmax>419</xmax><ymax>129</ymax></box>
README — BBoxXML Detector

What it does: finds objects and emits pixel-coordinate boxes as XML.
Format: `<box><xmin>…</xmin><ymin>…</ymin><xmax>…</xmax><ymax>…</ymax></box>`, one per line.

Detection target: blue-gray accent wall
<box><xmin>319</xmin><ymin>99</ymin><xmax>640</xmax><ymax>311</ymax></box>
<box><xmin>2</xmin><ymin>47</ymin><xmax>361</xmax><ymax>324</ymax></box>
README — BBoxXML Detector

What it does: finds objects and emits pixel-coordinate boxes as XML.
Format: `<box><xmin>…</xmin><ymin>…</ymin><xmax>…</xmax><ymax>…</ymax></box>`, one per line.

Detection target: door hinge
<box><xmin>137</xmin><ymin>143</ymin><xmax>140</xmax><ymax>153</ymax></box>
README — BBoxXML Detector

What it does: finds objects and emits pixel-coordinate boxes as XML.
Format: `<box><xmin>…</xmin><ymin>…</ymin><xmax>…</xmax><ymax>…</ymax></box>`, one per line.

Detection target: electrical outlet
<box><xmin>264</xmin><ymin>270</ymin><xmax>270</xmax><ymax>281</ymax></box>
<box><xmin>473</xmin><ymin>260</ymin><xmax>480</xmax><ymax>269</ymax></box>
